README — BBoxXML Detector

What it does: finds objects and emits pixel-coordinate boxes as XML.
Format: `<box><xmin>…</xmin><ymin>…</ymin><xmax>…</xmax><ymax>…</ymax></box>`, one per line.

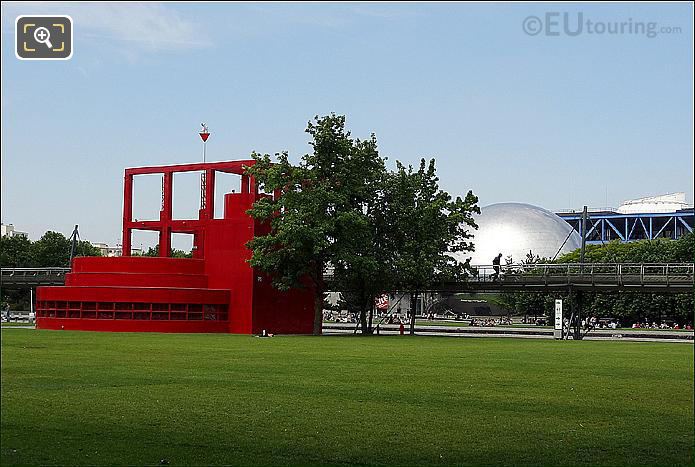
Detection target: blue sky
<box><xmin>2</xmin><ymin>2</ymin><xmax>693</xmax><ymax>251</ymax></box>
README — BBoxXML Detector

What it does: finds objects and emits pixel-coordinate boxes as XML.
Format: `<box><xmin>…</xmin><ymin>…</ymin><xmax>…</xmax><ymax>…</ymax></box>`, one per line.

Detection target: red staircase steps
<box><xmin>37</xmin><ymin>256</ymin><xmax>230</xmax><ymax>333</ymax></box>
<box><xmin>70</xmin><ymin>256</ymin><xmax>205</xmax><ymax>274</ymax></box>
<box><xmin>65</xmin><ymin>272</ymin><xmax>208</xmax><ymax>288</ymax></box>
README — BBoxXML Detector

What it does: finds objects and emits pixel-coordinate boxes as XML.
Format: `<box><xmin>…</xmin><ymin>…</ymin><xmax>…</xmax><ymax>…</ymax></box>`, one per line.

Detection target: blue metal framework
<box><xmin>557</xmin><ymin>209</ymin><xmax>694</xmax><ymax>244</ymax></box>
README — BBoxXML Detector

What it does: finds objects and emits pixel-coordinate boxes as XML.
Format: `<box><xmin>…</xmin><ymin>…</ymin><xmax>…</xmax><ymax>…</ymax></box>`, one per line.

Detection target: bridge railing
<box><xmin>323</xmin><ymin>263</ymin><xmax>694</xmax><ymax>285</ymax></box>
<box><xmin>1</xmin><ymin>268</ymin><xmax>71</xmax><ymax>287</ymax></box>
<box><xmin>1</xmin><ymin>267</ymin><xmax>71</xmax><ymax>277</ymax></box>
<box><xmin>469</xmin><ymin>263</ymin><xmax>694</xmax><ymax>285</ymax></box>
<box><xmin>2</xmin><ymin>263</ymin><xmax>692</xmax><ymax>289</ymax></box>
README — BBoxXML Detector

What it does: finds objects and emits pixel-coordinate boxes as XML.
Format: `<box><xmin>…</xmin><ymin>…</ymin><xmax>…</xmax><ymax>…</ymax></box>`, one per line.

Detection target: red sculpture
<box><xmin>36</xmin><ymin>160</ymin><xmax>315</xmax><ymax>334</ymax></box>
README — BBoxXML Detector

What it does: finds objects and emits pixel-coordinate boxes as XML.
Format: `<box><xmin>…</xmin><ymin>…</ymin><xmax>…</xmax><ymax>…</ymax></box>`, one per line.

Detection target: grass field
<box><xmin>1</xmin><ymin>330</ymin><xmax>693</xmax><ymax>465</ymax></box>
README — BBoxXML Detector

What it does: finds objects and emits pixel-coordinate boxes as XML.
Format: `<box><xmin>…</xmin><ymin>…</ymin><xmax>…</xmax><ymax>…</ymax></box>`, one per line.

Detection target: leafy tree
<box><xmin>673</xmin><ymin>232</ymin><xmax>695</xmax><ymax>262</ymax></box>
<box><xmin>329</xmin><ymin>140</ymin><xmax>390</xmax><ymax>334</ymax></box>
<box><xmin>1</xmin><ymin>230</ymin><xmax>101</xmax><ymax>311</ymax></box>
<box><xmin>141</xmin><ymin>245</ymin><xmax>192</xmax><ymax>258</ymax></box>
<box><xmin>247</xmin><ymin>116</ymin><xmax>481</xmax><ymax>335</ymax></box>
<box><xmin>382</xmin><ymin>159</ymin><xmax>479</xmax><ymax>334</ymax></box>
<box><xmin>77</xmin><ymin>241</ymin><xmax>102</xmax><ymax>258</ymax></box>
<box><xmin>557</xmin><ymin>234</ymin><xmax>694</xmax><ymax>324</ymax></box>
<box><xmin>246</xmin><ymin>114</ymin><xmax>387</xmax><ymax>335</ymax></box>
<box><xmin>556</xmin><ymin>234</ymin><xmax>694</xmax><ymax>264</ymax></box>
<box><xmin>0</xmin><ymin>234</ymin><xmax>35</xmax><ymax>268</ymax></box>
<box><xmin>32</xmin><ymin>231</ymin><xmax>73</xmax><ymax>267</ymax></box>
<box><xmin>30</xmin><ymin>231</ymin><xmax>102</xmax><ymax>267</ymax></box>
<box><xmin>0</xmin><ymin>235</ymin><xmax>35</xmax><ymax>312</ymax></box>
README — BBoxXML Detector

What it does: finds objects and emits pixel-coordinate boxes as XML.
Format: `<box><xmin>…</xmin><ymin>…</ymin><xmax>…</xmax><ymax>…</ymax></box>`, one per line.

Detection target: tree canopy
<box><xmin>1</xmin><ymin>230</ymin><xmax>101</xmax><ymax>311</ymax></box>
<box><xmin>246</xmin><ymin>115</ymin><xmax>388</xmax><ymax>334</ymax></box>
<box><xmin>556</xmin><ymin>234</ymin><xmax>694</xmax><ymax>264</ymax></box>
<box><xmin>139</xmin><ymin>245</ymin><xmax>192</xmax><ymax>258</ymax></box>
<box><xmin>246</xmin><ymin>114</ymin><xmax>480</xmax><ymax>334</ymax></box>
<box><xmin>381</xmin><ymin>159</ymin><xmax>479</xmax><ymax>333</ymax></box>
<box><xmin>1</xmin><ymin>231</ymin><xmax>101</xmax><ymax>268</ymax></box>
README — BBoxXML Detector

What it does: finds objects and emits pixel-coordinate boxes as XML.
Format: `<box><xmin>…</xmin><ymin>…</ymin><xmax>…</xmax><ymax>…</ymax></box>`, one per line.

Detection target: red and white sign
<box><xmin>199</xmin><ymin>123</ymin><xmax>210</xmax><ymax>142</ymax></box>
<box><xmin>375</xmin><ymin>294</ymin><xmax>389</xmax><ymax>311</ymax></box>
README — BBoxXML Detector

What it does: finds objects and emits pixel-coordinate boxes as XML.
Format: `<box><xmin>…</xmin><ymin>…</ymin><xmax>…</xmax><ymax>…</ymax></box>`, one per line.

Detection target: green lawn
<box><xmin>1</xmin><ymin>331</ymin><xmax>692</xmax><ymax>465</ymax></box>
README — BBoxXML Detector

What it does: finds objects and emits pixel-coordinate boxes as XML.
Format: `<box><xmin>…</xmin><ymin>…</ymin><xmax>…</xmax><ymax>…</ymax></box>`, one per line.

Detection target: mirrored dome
<box><xmin>457</xmin><ymin>202</ymin><xmax>582</xmax><ymax>265</ymax></box>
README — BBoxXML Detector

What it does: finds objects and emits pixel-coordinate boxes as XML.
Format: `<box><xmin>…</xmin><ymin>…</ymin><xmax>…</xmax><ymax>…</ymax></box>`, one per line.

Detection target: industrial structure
<box><xmin>557</xmin><ymin>193</ymin><xmax>694</xmax><ymax>244</ymax></box>
<box><xmin>35</xmin><ymin>160</ymin><xmax>315</xmax><ymax>334</ymax></box>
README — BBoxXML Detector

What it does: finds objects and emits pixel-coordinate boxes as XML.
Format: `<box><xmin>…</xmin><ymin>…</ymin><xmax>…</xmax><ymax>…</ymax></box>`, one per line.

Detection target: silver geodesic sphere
<box><xmin>455</xmin><ymin>202</ymin><xmax>581</xmax><ymax>265</ymax></box>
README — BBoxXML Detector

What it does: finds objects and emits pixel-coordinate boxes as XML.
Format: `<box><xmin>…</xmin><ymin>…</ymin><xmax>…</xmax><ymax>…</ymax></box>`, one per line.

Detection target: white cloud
<box><xmin>2</xmin><ymin>2</ymin><xmax>212</xmax><ymax>51</ymax></box>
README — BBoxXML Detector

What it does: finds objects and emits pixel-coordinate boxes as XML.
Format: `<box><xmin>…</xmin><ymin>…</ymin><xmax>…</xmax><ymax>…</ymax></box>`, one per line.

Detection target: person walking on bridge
<box><xmin>492</xmin><ymin>253</ymin><xmax>503</xmax><ymax>280</ymax></box>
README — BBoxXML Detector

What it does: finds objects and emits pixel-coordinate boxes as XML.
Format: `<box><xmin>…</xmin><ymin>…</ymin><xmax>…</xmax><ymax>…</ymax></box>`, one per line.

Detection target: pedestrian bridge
<box><xmin>429</xmin><ymin>263</ymin><xmax>694</xmax><ymax>293</ymax></box>
<box><xmin>1</xmin><ymin>268</ymin><xmax>70</xmax><ymax>289</ymax></box>
<box><xmin>2</xmin><ymin>263</ymin><xmax>693</xmax><ymax>293</ymax></box>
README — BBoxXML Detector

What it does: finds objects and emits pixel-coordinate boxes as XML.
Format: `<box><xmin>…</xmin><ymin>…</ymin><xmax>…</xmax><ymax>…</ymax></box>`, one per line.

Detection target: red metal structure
<box><xmin>36</xmin><ymin>160</ymin><xmax>315</xmax><ymax>334</ymax></box>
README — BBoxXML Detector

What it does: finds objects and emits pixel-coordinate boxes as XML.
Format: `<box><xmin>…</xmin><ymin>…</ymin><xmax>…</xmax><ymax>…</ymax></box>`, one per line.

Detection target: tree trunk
<box><xmin>360</xmin><ymin>307</ymin><xmax>369</xmax><ymax>334</ymax></box>
<box><xmin>409</xmin><ymin>291</ymin><xmax>419</xmax><ymax>335</ymax></box>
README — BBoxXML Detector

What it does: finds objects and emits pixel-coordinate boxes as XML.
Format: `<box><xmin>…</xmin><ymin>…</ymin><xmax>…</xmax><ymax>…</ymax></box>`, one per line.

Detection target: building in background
<box><xmin>91</xmin><ymin>242</ymin><xmax>142</xmax><ymax>257</ymax></box>
<box><xmin>616</xmin><ymin>192</ymin><xmax>691</xmax><ymax>214</ymax></box>
<box><xmin>557</xmin><ymin>193</ymin><xmax>694</xmax><ymax>244</ymax></box>
<box><xmin>1</xmin><ymin>223</ymin><xmax>28</xmax><ymax>238</ymax></box>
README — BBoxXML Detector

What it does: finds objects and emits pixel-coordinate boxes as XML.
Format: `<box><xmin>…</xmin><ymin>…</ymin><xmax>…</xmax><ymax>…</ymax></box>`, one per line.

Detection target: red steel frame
<box><xmin>36</xmin><ymin>160</ymin><xmax>315</xmax><ymax>334</ymax></box>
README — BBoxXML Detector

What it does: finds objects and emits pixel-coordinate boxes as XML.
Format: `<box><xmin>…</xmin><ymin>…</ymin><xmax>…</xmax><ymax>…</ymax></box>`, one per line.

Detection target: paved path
<box><xmin>323</xmin><ymin>323</ymin><xmax>694</xmax><ymax>343</ymax></box>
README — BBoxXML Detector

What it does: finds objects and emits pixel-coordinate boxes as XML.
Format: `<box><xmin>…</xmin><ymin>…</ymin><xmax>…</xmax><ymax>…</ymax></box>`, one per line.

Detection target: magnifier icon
<box><xmin>33</xmin><ymin>27</ymin><xmax>53</xmax><ymax>49</ymax></box>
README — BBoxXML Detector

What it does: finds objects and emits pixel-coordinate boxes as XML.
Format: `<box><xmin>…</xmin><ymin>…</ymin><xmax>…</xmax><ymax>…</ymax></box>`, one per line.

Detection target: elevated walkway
<box><xmin>1</xmin><ymin>268</ymin><xmax>69</xmax><ymax>288</ymax></box>
<box><xmin>426</xmin><ymin>263</ymin><xmax>694</xmax><ymax>293</ymax></box>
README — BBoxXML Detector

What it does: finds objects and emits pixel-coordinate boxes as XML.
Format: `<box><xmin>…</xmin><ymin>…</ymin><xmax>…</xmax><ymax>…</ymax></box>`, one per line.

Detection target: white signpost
<box><xmin>554</xmin><ymin>299</ymin><xmax>563</xmax><ymax>339</ymax></box>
